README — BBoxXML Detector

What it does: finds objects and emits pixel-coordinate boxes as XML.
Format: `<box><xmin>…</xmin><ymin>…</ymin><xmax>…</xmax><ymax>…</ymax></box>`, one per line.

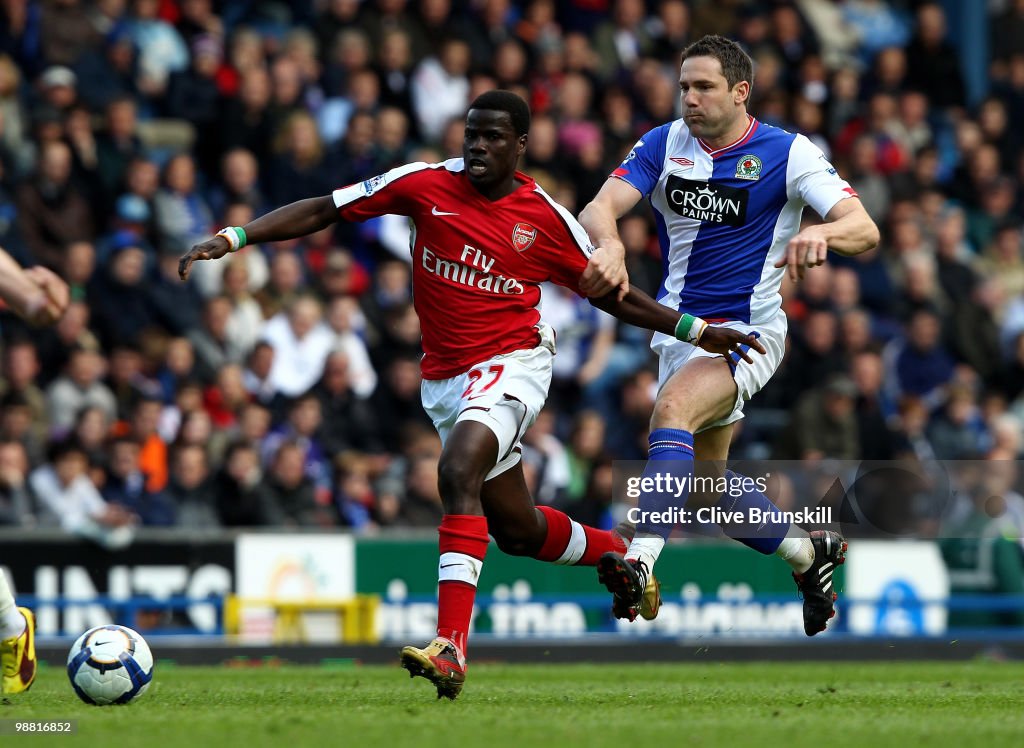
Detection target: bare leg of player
<box><xmin>599</xmin><ymin>357</ymin><xmax>846</xmax><ymax>635</ymax></box>
<box><xmin>481</xmin><ymin>463</ymin><xmax>660</xmax><ymax>622</ymax></box>
<box><xmin>399</xmin><ymin>421</ymin><xmax>494</xmax><ymax>700</ymax></box>
<box><xmin>401</xmin><ymin>421</ymin><xmax>660</xmax><ymax>700</ymax></box>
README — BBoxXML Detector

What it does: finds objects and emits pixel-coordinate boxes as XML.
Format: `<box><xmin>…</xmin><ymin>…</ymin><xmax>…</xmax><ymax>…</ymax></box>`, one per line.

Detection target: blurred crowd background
<box><xmin>0</xmin><ymin>0</ymin><xmax>1023</xmax><ymax>549</ymax></box>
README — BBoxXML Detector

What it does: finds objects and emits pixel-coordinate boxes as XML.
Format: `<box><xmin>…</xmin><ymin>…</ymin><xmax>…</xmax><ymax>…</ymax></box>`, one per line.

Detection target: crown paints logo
<box><xmin>665</xmin><ymin>176</ymin><xmax>749</xmax><ymax>227</ymax></box>
<box><xmin>735</xmin><ymin>154</ymin><xmax>762</xmax><ymax>181</ymax></box>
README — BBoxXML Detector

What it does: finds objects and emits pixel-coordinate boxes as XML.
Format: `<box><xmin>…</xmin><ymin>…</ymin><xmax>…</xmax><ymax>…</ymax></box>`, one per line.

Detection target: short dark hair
<box><xmin>468</xmin><ymin>90</ymin><xmax>531</xmax><ymax>136</ymax></box>
<box><xmin>681</xmin><ymin>35</ymin><xmax>754</xmax><ymax>91</ymax></box>
<box><xmin>47</xmin><ymin>437</ymin><xmax>87</xmax><ymax>464</ymax></box>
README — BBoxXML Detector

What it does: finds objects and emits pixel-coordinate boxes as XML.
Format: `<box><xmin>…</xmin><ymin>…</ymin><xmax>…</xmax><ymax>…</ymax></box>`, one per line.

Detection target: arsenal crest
<box><xmin>512</xmin><ymin>222</ymin><xmax>537</xmax><ymax>252</ymax></box>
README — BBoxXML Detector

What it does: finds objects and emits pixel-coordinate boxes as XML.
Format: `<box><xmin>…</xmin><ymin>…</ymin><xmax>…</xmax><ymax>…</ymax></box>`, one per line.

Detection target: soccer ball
<box><xmin>67</xmin><ymin>625</ymin><xmax>154</xmax><ymax>705</ymax></box>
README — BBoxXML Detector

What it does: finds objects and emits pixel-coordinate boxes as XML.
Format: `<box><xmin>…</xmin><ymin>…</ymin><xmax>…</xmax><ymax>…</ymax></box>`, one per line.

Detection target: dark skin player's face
<box><xmin>463</xmin><ymin>109</ymin><xmax>528</xmax><ymax>201</ymax></box>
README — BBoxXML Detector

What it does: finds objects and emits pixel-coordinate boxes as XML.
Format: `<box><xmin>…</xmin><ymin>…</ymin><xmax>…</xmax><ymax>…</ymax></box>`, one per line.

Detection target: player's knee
<box><xmin>651</xmin><ymin>394</ymin><xmax>694</xmax><ymax>430</ymax></box>
<box><xmin>437</xmin><ymin>455</ymin><xmax>487</xmax><ymax>508</ymax></box>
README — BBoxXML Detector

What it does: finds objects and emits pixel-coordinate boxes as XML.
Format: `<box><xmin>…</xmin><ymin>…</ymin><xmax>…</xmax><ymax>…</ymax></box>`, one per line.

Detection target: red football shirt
<box><xmin>333</xmin><ymin>159</ymin><xmax>594</xmax><ymax>379</ymax></box>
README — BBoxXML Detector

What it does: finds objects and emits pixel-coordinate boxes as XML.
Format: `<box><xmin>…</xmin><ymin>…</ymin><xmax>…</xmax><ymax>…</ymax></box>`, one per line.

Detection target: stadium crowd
<box><xmin>0</xmin><ymin>0</ymin><xmax>1023</xmax><ymax>546</ymax></box>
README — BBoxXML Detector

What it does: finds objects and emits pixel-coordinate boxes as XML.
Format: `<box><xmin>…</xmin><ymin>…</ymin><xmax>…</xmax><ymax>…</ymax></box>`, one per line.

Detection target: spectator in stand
<box><xmin>0</xmin><ymin>340</ymin><xmax>47</xmax><ymax>441</ymax></box>
<box><xmin>207</xmin><ymin>148</ymin><xmax>267</xmax><ymax>220</ymax></box>
<box><xmin>256</xmin><ymin>440</ymin><xmax>326</xmax><ymax>527</ymax></box>
<box><xmin>166</xmin><ymin>34</ymin><xmax>224</xmax><ymax>174</ymax></box>
<box><xmin>333</xmin><ymin>450</ymin><xmax>381</xmax><ymax>532</ymax></box>
<box><xmin>95</xmin><ymin>97</ymin><xmax>142</xmax><ymax>212</ymax></box>
<box><xmin>777</xmin><ymin>375</ymin><xmax>860</xmax><ymax>460</ymax></box>
<box><xmin>411</xmin><ymin>37</ymin><xmax>470</xmax><ymax>143</ymax></box>
<box><xmin>101</xmin><ymin>436</ymin><xmax>175</xmax><ymax>526</ymax></box>
<box><xmin>927</xmin><ymin>385</ymin><xmax>988</xmax><ymax>459</ymax></box>
<box><xmin>127</xmin><ymin>395</ymin><xmax>167</xmax><ymax>493</ymax></box>
<box><xmin>221</xmin><ymin>65</ymin><xmax>276</xmax><ymax>163</ymax></box>
<box><xmin>370</xmin><ymin>354</ymin><xmax>432</xmax><ymax>448</ymax></box>
<box><xmin>309</xmin><ymin>350</ymin><xmax>383</xmax><ymax>456</ymax></box>
<box><xmin>0</xmin><ymin>440</ymin><xmax>33</xmax><ymax>526</ymax></box>
<box><xmin>153</xmin><ymin>153</ymin><xmax>214</xmax><ymax>258</ymax></box>
<box><xmin>260</xmin><ymin>393</ymin><xmax>331</xmax><ymax>499</ymax></box>
<box><xmin>260</xmin><ymin>294</ymin><xmax>334</xmax><ymax>399</ymax></box>
<box><xmin>126</xmin><ymin>0</ymin><xmax>190</xmax><ymax>104</ymax></box>
<box><xmin>213</xmin><ymin>439</ymin><xmax>277</xmax><ymax>526</ymax></box>
<box><xmin>187</xmin><ymin>295</ymin><xmax>244</xmax><ymax>384</ymax></box>
<box><xmin>905</xmin><ymin>3</ymin><xmax>966</xmax><ymax>111</ymax></box>
<box><xmin>29</xmin><ymin>437</ymin><xmax>136</xmax><ymax>548</ymax></box>
<box><xmin>87</xmin><ymin>236</ymin><xmax>166</xmax><ymax>349</ymax></box>
<box><xmin>164</xmin><ymin>443</ymin><xmax>219</xmax><ymax>528</ymax></box>
<box><xmin>15</xmin><ymin>141</ymin><xmax>93</xmax><ymax>271</ymax></box>
<box><xmin>267</xmin><ymin>111</ymin><xmax>333</xmax><ymax>207</ymax></box>
<box><xmin>396</xmin><ymin>454</ymin><xmax>443</xmax><ymax>528</ymax></box>
<box><xmin>255</xmin><ymin>249</ymin><xmax>305</xmax><ymax>320</ymax></box>
<box><xmin>884</xmin><ymin>307</ymin><xmax>956</xmax><ymax>411</ymax></box>
<box><xmin>0</xmin><ymin>393</ymin><xmax>44</xmax><ymax>469</ymax></box>
<box><xmin>324</xmin><ymin>295</ymin><xmax>377</xmax><ymax>398</ymax></box>
<box><xmin>45</xmin><ymin>345</ymin><xmax>117</xmax><ymax>433</ymax></box>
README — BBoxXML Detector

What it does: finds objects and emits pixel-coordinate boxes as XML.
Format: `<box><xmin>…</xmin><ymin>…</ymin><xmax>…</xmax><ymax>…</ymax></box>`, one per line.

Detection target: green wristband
<box><xmin>675</xmin><ymin>313</ymin><xmax>706</xmax><ymax>344</ymax></box>
<box><xmin>675</xmin><ymin>314</ymin><xmax>695</xmax><ymax>341</ymax></box>
<box><xmin>233</xmin><ymin>226</ymin><xmax>247</xmax><ymax>249</ymax></box>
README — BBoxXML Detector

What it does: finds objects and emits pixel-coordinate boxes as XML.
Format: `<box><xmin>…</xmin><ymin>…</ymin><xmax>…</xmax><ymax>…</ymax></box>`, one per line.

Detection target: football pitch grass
<box><xmin>5</xmin><ymin>661</ymin><xmax>1023</xmax><ymax>747</ymax></box>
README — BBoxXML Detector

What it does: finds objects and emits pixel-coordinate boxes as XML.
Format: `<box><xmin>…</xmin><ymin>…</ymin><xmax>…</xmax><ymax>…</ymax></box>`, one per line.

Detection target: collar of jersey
<box><xmin>461</xmin><ymin>165</ymin><xmax>537</xmax><ymax>204</ymax></box>
<box><xmin>696</xmin><ymin>115</ymin><xmax>759</xmax><ymax>159</ymax></box>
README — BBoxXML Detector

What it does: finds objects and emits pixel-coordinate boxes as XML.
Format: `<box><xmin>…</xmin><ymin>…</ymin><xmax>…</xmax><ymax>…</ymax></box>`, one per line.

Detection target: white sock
<box><xmin>625</xmin><ymin>532</ymin><xmax>666</xmax><ymax>573</ymax></box>
<box><xmin>776</xmin><ymin>534</ymin><xmax>814</xmax><ymax>573</ymax></box>
<box><xmin>0</xmin><ymin>571</ymin><xmax>26</xmax><ymax>640</ymax></box>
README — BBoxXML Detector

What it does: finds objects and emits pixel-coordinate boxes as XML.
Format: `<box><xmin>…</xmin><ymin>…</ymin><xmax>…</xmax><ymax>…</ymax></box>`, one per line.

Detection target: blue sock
<box><xmin>636</xmin><ymin>428</ymin><xmax>694</xmax><ymax>540</ymax></box>
<box><xmin>714</xmin><ymin>469</ymin><xmax>790</xmax><ymax>554</ymax></box>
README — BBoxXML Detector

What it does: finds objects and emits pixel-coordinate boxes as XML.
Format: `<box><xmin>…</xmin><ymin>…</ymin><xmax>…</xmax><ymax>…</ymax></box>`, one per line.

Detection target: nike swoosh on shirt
<box><xmin>432</xmin><ymin>206</ymin><xmax>460</xmax><ymax>216</ymax></box>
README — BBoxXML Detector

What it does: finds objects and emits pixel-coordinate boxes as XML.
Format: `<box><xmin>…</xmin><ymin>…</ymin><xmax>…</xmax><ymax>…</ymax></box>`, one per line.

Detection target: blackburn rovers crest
<box><xmin>512</xmin><ymin>222</ymin><xmax>537</xmax><ymax>252</ymax></box>
<box><xmin>735</xmin><ymin>154</ymin><xmax>762</xmax><ymax>181</ymax></box>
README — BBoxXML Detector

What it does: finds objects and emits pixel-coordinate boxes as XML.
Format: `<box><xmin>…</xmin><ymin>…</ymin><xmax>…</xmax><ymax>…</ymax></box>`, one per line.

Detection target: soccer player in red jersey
<box><xmin>179</xmin><ymin>91</ymin><xmax>762</xmax><ymax>699</ymax></box>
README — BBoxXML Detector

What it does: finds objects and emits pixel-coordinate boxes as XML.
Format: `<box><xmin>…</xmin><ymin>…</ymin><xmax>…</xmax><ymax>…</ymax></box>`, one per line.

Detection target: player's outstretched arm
<box><xmin>178</xmin><ymin>195</ymin><xmax>339</xmax><ymax>280</ymax></box>
<box><xmin>589</xmin><ymin>287</ymin><xmax>766</xmax><ymax>365</ymax></box>
<box><xmin>774</xmin><ymin>197</ymin><xmax>880</xmax><ymax>282</ymax></box>
<box><xmin>578</xmin><ymin>178</ymin><xmax>643</xmax><ymax>301</ymax></box>
<box><xmin>0</xmin><ymin>247</ymin><xmax>69</xmax><ymax>325</ymax></box>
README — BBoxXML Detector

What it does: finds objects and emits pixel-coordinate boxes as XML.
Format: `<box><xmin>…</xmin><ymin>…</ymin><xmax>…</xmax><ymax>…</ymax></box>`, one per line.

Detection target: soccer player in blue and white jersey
<box><xmin>578</xmin><ymin>35</ymin><xmax>880</xmax><ymax>635</ymax></box>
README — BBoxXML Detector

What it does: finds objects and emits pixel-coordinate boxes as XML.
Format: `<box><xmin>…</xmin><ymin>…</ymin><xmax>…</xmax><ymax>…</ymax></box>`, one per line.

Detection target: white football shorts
<box><xmin>651</xmin><ymin>312</ymin><xmax>788</xmax><ymax>431</ymax></box>
<box><xmin>421</xmin><ymin>323</ymin><xmax>555</xmax><ymax>480</ymax></box>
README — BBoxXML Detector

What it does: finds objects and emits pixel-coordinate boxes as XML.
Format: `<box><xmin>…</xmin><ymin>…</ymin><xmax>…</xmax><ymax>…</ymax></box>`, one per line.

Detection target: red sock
<box><xmin>436</xmin><ymin>514</ymin><xmax>488</xmax><ymax>655</ymax></box>
<box><xmin>535</xmin><ymin>506</ymin><xmax>626</xmax><ymax>566</ymax></box>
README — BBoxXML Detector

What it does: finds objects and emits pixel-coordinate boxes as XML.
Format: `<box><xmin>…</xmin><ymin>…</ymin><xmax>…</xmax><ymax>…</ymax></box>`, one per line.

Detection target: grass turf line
<box><xmin>4</xmin><ymin>662</ymin><xmax>1023</xmax><ymax>747</ymax></box>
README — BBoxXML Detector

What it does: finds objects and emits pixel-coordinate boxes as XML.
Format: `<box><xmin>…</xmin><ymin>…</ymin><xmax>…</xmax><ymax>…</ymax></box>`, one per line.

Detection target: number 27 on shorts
<box><xmin>461</xmin><ymin>364</ymin><xmax>505</xmax><ymax>400</ymax></box>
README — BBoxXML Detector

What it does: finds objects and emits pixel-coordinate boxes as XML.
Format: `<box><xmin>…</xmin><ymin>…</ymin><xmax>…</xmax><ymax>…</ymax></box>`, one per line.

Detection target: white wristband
<box><xmin>685</xmin><ymin>316</ymin><xmax>707</xmax><ymax>344</ymax></box>
<box><xmin>216</xmin><ymin>227</ymin><xmax>242</xmax><ymax>253</ymax></box>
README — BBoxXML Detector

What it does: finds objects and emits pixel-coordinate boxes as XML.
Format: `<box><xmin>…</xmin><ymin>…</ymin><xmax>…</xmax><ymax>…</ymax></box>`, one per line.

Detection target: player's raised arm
<box><xmin>773</xmin><ymin>197</ymin><xmax>879</xmax><ymax>282</ymax></box>
<box><xmin>178</xmin><ymin>195</ymin><xmax>339</xmax><ymax>280</ymax></box>
<box><xmin>589</xmin><ymin>287</ymin><xmax>766</xmax><ymax>364</ymax></box>
<box><xmin>577</xmin><ymin>178</ymin><xmax>644</xmax><ymax>300</ymax></box>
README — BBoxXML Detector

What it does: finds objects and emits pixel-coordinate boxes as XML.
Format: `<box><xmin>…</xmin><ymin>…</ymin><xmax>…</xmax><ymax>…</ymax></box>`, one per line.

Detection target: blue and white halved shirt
<box><xmin>612</xmin><ymin>116</ymin><xmax>856</xmax><ymax>332</ymax></box>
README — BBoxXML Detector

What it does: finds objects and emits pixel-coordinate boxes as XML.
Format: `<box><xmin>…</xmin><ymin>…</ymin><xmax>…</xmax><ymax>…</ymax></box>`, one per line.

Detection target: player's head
<box><xmin>678</xmin><ymin>35</ymin><xmax>754</xmax><ymax>139</ymax></box>
<box><xmin>464</xmin><ymin>90</ymin><xmax>530</xmax><ymax>197</ymax></box>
